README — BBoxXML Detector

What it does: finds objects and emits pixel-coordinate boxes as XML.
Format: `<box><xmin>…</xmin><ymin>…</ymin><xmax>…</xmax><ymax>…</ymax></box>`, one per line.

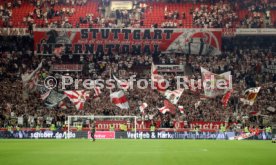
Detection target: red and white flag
<box><xmin>164</xmin><ymin>100</ymin><xmax>176</xmax><ymax>112</ymax></box>
<box><xmin>178</xmin><ymin>105</ymin><xmax>184</xmax><ymax>114</ymax></box>
<box><xmin>229</xmin><ymin>132</ymin><xmax>257</xmax><ymax>140</ymax></box>
<box><xmin>164</xmin><ymin>88</ymin><xmax>184</xmax><ymax>104</ymax></box>
<box><xmin>158</xmin><ymin>106</ymin><xmax>171</xmax><ymax>114</ymax></box>
<box><xmin>64</xmin><ymin>90</ymin><xmax>90</xmax><ymax>110</ymax></box>
<box><xmin>113</xmin><ymin>75</ymin><xmax>129</xmax><ymax>90</ymax></box>
<box><xmin>40</xmin><ymin>89</ymin><xmax>51</xmax><ymax>100</ymax></box>
<box><xmin>93</xmin><ymin>86</ymin><xmax>101</xmax><ymax>99</ymax></box>
<box><xmin>221</xmin><ymin>89</ymin><xmax>233</xmax><ymax>108</ymax></box>
<box><xmin>21</xmin><ymin>61</ymin><xmax>43</xmax><ymax>91</ymax></box>
<box><xmin>36</xmin><ymin>84</ymin><xmax>51</xmax><ymax>100</ymax></box>
<box><xmin>58</xmin><ymin>101</ymin><xmax>68</xmax><ymax>110</ymax></box>
<box><xmin>240</xmin><ymin>87</ymin><xmax>261</xmax><ymax>106</ymax></box>
<box><xmin>158</xmin><ymin>100</ymin><xmax>176</xmax><ymax>114</ymax></box>
<box><xmin>139</xmin><ymin>102</ymin><xmax>148</xmax><ymax>113</ymax></box>
<box><xmin>151</xmin><ymin>63</ymin><xmax>167</xmax><ymax>93</ymax></box>
<box><xmin>110</xmin><ymin>90</ymin><xmax>129</xmax><ymax>109</ymax></box>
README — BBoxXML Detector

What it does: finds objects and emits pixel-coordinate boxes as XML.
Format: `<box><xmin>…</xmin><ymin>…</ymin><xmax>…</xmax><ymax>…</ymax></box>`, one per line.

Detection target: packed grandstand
<box><xmin>0</xmin><ymin>0</ymin><xmax>275</xmax><ymax>140</ymax></box>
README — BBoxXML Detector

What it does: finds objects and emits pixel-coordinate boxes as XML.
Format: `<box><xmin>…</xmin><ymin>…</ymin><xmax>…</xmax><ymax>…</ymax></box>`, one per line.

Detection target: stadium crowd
<box><xmin>0</xmin><ymin>0</ymin><xmax>276</xmax><ymax>29</ymax></box>
<box><xmin>192</xmin><ymin>2</ymin><xmax>238</xmax><ymax>28</ymax></box>
<box><xmin>0</xmin><ymin>35</ymin><xmax>275</xmax><ymax>130</ymax></box>
<box><xmin>0</xmin><ymin>0</ymin><xmax>275</xmax><ymax>131</ymax></box>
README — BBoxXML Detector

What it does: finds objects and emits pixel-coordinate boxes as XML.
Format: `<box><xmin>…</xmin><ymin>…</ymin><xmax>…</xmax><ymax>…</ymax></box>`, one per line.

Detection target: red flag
<box><xmin>221</xmin><ymin>90</ymin><xmax>233</xmax><ymax>108</ymax></box>
<box><xmin>164</xmin><ymin>100</ymin><xmax>176</xmax><ymax>112</ymax></box>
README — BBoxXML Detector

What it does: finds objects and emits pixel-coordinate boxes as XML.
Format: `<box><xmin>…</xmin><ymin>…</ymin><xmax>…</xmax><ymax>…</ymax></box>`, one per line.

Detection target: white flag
<box><xmin>195</xmin><ymin>101</ymin><xmax>201</xmax><ymax>109</ymax></box>
<box><xmin>201</xmin><ymin>67</ymin><xmax>231</xmax><ymax>98</ymax></box>
<box><xmin>164</xmin><ymin>88</ymin><xmax>184</xmax><ymax>105</ymax></box>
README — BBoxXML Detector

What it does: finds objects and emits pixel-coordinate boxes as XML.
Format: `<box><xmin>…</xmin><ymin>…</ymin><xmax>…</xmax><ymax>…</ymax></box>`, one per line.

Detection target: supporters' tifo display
<box><xmin>0</xmin><ymin>0</ymin><xmax>276</xmax><ymax>164</ymax></box>
<box><xmin>0</xmin><ymin>0</ymin><xmax>275</xmax><ymax>138</ymax></box>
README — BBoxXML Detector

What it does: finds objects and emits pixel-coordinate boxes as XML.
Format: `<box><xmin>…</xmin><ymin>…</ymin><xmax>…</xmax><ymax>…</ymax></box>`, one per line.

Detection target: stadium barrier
<box><xmin>0</xmin><ymin>130</ymin><xmax>273</xmax><ymax>140</ymax></box>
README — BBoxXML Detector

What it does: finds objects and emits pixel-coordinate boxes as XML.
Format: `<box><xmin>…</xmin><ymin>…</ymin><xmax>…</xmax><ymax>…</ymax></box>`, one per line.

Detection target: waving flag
<box><xmin>240</xmin><ymin>87</ymin><xmax>261</xmax><ymax>106</ymax></box>
<box><xmin>158</xmin><ymin>106</ymin><xmax>171</xmax><ymax>114</ymax></box>
<box><xmin>93</xmin><ymin>86</ymin><xmax>102</xmax><ymax>99</ymax></box>
<box><xmin>164</xmin><ymin>88</ymin><xmax>184</xmax><ymax>105</ymax></box>
<box><xmin>113</xmin><ymin>75</ymin><xmax>129</xmax><ymax>90</ymax></box>
<box><xmin>221</xmin><ymin>89</ymin><xmax>233</xmax><ymax>108</ymax></box>
<box><xmin>41</xmin><ymin>90</ymin><xmax>51</xmax><ymax>100</ymax></box>
<box><xmin>201</xmin><ymin>67</ymin><xmax>231</xmax><ymax>98</ymax></box>
<box><xmin>164</xmin><ymin>100</ymin><xmax>176</xmax><ymax>112</ymax></box>
<box><xmin>21</xmin><ymin>62</ymin><xmax>43</xmax><ymax>91</ymax></box>
<box><xmin>178</xmin><ymin>106</ymin><xmax>184</xmax><ymax>114</ymax></box>
<box><xmin>58</xmin><ymin>101</ymin><xmax>68</xmax><ymax>110</ymax></box>
<box><xmin>195</xmin><ymin>101</ymin><xmax>201</xmax><ymax>109</ymax></box>
<box><xmin>151</xmin><ymin>63</ymin><xmax>167</xmax><ymax>93</ymax></box>
<box><xmin>139</xmin><ymin>102</ymin><xmax>148</xmax><ymax>113</ymax></box>
<box><xmin>110</xmin><ymin>90</ymin><xmax>129</xmax><ymax>109</ymax></box>
<box><xmin>64</xmin><ymin>90</ymin><xmax>90</xmax><ymax>110</ymax></box>
<box><xmin>44</xmin><ymin>90</ymin><xmax>67</xmax><ymax>108</ymax></box>
<box><xmin>36</xmin><ymin>84</ymin><xmax>51</xmax><ymax>100</ymax></box>
<box><xmin>158</xmin><ymin>100</ymin><xmax>177</xmax><ymax>114</ymax></box>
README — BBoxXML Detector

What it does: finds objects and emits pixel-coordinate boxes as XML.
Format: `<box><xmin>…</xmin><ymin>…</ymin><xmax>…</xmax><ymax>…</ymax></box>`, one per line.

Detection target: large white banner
<box><xmin>201</xmin><ymin>67</ymin><xmax>232</xmax><ymax>98</ymax></box>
